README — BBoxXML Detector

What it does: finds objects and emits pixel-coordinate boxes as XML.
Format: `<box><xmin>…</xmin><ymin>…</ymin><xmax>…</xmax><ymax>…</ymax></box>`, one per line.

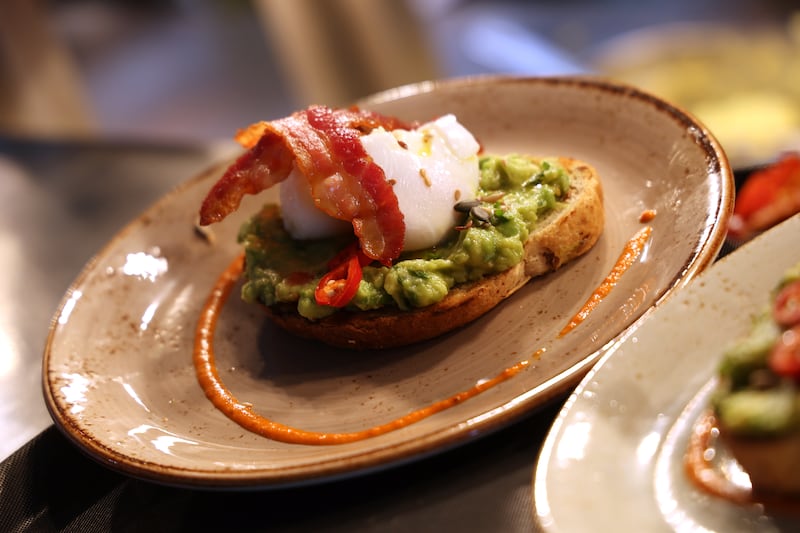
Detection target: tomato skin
<box><xmin>727</xmin><ymin>153</ymin><xmax>800</xmax><ymax>242</ymax></box>
<box><xmin>735</xmin><ymin>153</ymin><xmax>800</xmax><ymax>218</ymax></box>
<box><xmin>773</xmin><ymin>280</ymin><xmax>800</xmax><ymax>328</ymax></box>
<box><xmin>769</xmin><ymin>326</ymin><xmax>800</xmax><ymax>380</ymax></box>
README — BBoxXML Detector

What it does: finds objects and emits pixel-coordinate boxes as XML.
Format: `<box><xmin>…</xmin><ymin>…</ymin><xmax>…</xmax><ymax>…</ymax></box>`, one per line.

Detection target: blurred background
<box><xmin>1</xmin><ymin>0</ymin><xmax>799</xmax><ymax>472</ymax></box>
<box><xmin>1</xmin><ymin>0</ymin><xmax>799</xmax><ymax>165</ymax></box>
<box><xmin>0</xmin><ymin>1</ymin><xmax>798</xmax><ymax>525</ymax></box>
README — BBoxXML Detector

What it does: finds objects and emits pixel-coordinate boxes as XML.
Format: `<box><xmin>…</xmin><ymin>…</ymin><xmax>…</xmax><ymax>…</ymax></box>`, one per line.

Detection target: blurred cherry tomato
<box><xmin>774</xmin><ymin>280</ymin><xmax>800</xmax><ymax>328</ymax></box>
<box><xmin>728</xmin><ymin>153</ymin><xmax>800</xmax><ymax>242</ymax></box>
<box><xmin>769</xmin><ymin>326</ymin><xmax>800</xmax><ymax>380</ymax></box>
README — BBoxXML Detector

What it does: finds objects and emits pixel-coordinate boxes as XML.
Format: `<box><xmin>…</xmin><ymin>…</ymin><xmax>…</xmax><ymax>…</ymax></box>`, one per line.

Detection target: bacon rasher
<box><xmin>198</xmin><ymin>105</ymin><xmax>413</xmax><ymax>264</ymax></box>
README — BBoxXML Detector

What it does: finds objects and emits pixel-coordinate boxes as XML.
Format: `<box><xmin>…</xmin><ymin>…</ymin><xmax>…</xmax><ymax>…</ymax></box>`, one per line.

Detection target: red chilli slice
<box><xmin>314</xmin><ymin>243</ymin><xmax>372</xmax><ymax>308</ymax></box>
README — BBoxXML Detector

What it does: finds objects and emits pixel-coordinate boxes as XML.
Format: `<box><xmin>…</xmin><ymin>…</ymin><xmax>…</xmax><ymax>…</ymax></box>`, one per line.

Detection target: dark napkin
<box><xmin>0</xmin><ymin>401</ymin><xmax>561</xmax><ymax>533</ymax></box>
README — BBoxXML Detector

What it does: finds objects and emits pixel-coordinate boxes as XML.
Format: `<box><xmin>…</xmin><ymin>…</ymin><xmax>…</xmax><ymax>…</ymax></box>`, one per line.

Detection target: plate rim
<box><xmin>532</xmin><ymin>214</ymin><xmax>800</xmax><ymax>531</ymax></box>
<box><xmin>41</xmin><ymin>74</ymin><xmax>734</xmax><ymax>489</ymax></box>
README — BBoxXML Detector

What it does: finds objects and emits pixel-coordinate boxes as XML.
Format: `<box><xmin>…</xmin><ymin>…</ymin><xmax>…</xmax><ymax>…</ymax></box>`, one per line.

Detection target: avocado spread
<box><xmin>238</xmin><ymin>155</ymin><xmax>570</xmax><ymax>320</ymax></box>
<box><xmin>713</xmin><ymin>263</ymin><xmax>800</xmax><ymax>437</ymax></box>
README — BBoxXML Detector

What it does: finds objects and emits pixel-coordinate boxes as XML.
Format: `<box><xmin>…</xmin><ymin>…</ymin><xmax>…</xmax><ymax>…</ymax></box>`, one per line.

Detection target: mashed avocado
<box><xmin>712</xmin><ymin>264</ymin><xmax>800</xmax><ymax>437</ymax></box>
<box><xmin>238</xmin><ymin>155</ymin><xmax>570</xmax><ymax>320</ymax></box>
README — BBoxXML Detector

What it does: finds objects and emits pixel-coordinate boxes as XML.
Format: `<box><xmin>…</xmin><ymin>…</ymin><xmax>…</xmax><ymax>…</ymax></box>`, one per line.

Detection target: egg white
<box><xmin>279</xmin><ymin>114</ymin><xmax>481</xmax><ymax>251</ymax></box>
<box><xmin>279</xmin><ymin>167</ymin><xmax>350</xmax><ymax>239</ymax></box>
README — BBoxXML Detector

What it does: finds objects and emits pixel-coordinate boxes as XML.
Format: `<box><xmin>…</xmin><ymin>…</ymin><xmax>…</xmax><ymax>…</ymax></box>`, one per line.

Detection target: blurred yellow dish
<box><xmin>693</xmin><ymin>91</ymin><xmax>799</xmax><ymax>166</ymax></box>
<box><xmin>590</xmin><ymin>19</ymin><xmax>800</xmax><ymax>167</ymax></box>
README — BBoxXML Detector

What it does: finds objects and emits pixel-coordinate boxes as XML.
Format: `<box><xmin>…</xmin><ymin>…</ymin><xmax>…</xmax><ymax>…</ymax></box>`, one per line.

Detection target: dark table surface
<box><xmin>0</xmin><ymin>137</ymin><xmax>569</xmax><ymax>532</ymax></box>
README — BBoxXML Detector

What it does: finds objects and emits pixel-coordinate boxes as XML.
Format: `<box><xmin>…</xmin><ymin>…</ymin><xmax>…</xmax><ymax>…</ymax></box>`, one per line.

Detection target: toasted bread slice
<box><xmin>719</xmin><ymin>428</ymin><xmax>800</xmax><ymax>496</ymax></box>
<box><xmin>261</xmin><ymin>157</ymin><xmax>604</xmax><ymax>350</ymax></box>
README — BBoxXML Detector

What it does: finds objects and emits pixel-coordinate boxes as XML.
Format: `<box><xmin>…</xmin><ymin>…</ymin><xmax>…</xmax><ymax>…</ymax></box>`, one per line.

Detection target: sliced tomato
<box><xmin>774</xmin><ymin>280</ymin><xmax>800</xmax><ymax>328</ymax></box>
<box><xmin>728</xmin><ymin>153</ymin><xmax>800</xmax><ymax>241</ymax></box>
<box><xmin>735</xmin><ymin>153</ymin><xmax>800</xmax><ymax>219</ymax></box>
<box><xmin>314</xmin><ymin>244</ymin><xmax>371</xmax><ymax>308</ymax></box>
<box><xmin>769</xmin><ymin>326</ymin><xmax>800</xmax><ymax>380</ymax></box>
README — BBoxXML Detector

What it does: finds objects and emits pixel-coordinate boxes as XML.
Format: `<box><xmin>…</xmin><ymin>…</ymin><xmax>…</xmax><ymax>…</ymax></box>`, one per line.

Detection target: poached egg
<box><xmin>279</xmin><ymin>114</ymin><xmax>481</xmax><ymax>252</ymax></box>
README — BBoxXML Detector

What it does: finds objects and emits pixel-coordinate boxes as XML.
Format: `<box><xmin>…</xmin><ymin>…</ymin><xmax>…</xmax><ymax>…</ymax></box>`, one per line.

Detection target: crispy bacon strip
<box><xmin>198</xmin><ymin>106</ymin><xmax>413</xmax><ymax>264</ymax></box>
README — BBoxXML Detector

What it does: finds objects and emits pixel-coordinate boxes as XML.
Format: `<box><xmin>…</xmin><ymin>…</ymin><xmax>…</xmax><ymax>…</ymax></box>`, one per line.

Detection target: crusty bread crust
<box><xmin>264</xmin><ymin>157</ymin><xmax>604</xmax><ymax>349</ymax></box>
<box><xmin>720</xmin><ymin>428</ymin><xmax>800</xmax><ymax>495</ymax></box>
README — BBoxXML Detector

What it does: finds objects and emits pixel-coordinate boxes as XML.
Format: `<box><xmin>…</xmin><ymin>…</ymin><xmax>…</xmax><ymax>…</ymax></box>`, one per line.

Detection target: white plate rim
<box><xmin>533</xmin><ymin>214</ymin><xmax>800</xmax><ymax>532</ymax></box>
<box><xmin>42</xmin><ymin>75</ymin><xmax>734</xmax><ymax>489</ymax></box>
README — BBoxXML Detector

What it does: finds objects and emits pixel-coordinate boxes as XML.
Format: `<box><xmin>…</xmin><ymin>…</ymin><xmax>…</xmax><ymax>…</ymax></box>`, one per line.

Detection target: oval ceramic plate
<box><xmin>533</xmin><ymin>214</ymin><xmax>800</xmax><ymax>532</ymax></box>
<box><xmin>43</xmin><ymin>76</ymin><xmax>733</xmax><ymax>488</ymax></box>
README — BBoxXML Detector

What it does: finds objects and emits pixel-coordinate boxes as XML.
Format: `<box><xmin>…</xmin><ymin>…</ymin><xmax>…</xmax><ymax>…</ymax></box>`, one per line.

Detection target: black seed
<box><xmin>470</xmin><ymin>206</ymin><xmax>491</xmax><ymax>222</ymax></box>
<box><xmin>454</xmin><ymin>199</ymin><xmax>481</xmax><ymax>213</ymax></box>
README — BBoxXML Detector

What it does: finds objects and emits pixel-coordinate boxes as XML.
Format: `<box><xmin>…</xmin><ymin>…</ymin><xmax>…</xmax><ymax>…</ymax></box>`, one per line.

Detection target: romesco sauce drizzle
<box><xmin>684</xmin><ymin>410</ymin><xmax>751</xmax><ymax>504</ymax></box>
<box><xmin>194</xmin><ymin>227</ymin><xmax>653</xmax><ymax>445</ymax></box>
<box><xmin>685</xmin><ymin>411</ymin><xmax>800</xmax><ymax>514</ymax></box>
<box><xmin>559</xmin><ymin>225</ymin><xmax>652</xmax><ymax>337</ymax></box>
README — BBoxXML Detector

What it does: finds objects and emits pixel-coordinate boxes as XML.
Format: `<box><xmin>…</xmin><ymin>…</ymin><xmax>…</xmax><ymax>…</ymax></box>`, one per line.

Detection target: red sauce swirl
<box><xmin>559</xmin><ymin>225</ymin><xmax>652</xmax><ymax>337</ymax></box>
<box><xmin>684</xmin><ymin>410</ymin><xmax>752</xmax><ymax>503</ymax></box>
<box><xmin>193</xmin><ymin>254</ymin><xmax>529</xmax><ymax>445</ymax></box>
<box><xmin>194</xmin><ymin>226</ymin><xmax>653</xmax><ymax>445</ymax></box>
<box><xmin>685</xmin><ymin>410</ymin><xmax>800</xmax><ymax>517</ymax></box>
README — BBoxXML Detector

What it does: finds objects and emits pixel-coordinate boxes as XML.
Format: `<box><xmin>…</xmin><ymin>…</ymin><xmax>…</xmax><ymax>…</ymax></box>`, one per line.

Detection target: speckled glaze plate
<box><xmin>43</xmin><ymin>76</ymin><xmax>733</xmax><ymax>488</ymax></box>
<box><xmin>533</xmin><ymin>214</ymin><xmax>800</xmax><ymax>532</ymax></box>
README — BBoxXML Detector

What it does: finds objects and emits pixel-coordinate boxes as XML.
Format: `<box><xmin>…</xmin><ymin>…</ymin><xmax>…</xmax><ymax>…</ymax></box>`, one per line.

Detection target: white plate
<box><xmin>43</xmin><ymin>76</ymin><xmax>732</xmax><ymax>488</ymax></box>
<box><xmin>534</xmin><ymin>214</ymin><xmax>800</xmax><ymax>532</ymax></box>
